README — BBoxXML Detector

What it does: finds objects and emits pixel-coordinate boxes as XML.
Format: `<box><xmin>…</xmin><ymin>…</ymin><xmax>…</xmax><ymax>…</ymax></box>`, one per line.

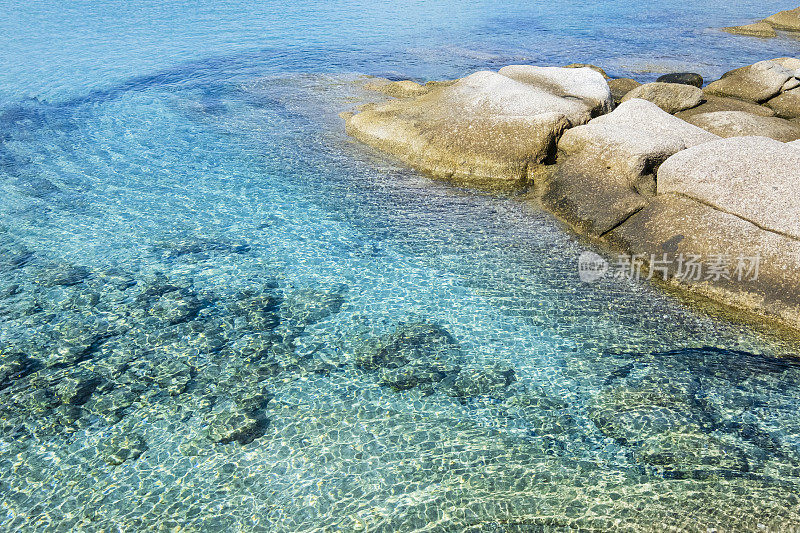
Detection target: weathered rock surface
<box><xmin>345</xmin><ymin>68</ymin><xmax>611</xmax><ymax>188</ymax></box>
<box><xmin>543</xmin><ymin>99</ymin><xmax>718</xmax><ymax>236</ymax></box>
<box><xmin>621</xmin><ymin>82</ymin><xmax>703</xmax><ymax>114</ymax></box>
<box><xmin>764</xmin><ymin>7</ymin><xmax>800</xmax><ymax>32</ymax></box>
<box><xmin>364</xmin><ymin>79</ymin><xmax>430</xmax><ymax>98</ymax></box>
<box><xmin>705</xmin><ymin>59</ymin><xmax>797</xmax><ymax>102</ymax></box>
<box><xmin>685</xmin><ymin>111</ymin><xmax>800</xmax><ymax>142</ymax></box>
<box><xmin>656</xmin><ymin>73</ymin><xmax>703</xmax><ymax>88</ymax></box>
<box><xmin>766</xmin><ymin>88</ymin><xmax>800</xmax><ymax>118</ymax></box>
<box><xmin>563</xmin><ymin>63</ymin><xmax>609</xmax><ymax>79</ymax></box>
<box><xmin>675</xmin><ymin>94</ymin><xmax>776</xmax><ymax>119</ymax></box>
<box><xmin>656</xmin><ymin>136</ymin><xmax>800</xmax><ymax>239</ymax></box>
<box><xmin>606</xmin><ymin>193</ymin><xmax>800</xmax><ymax>328</ymax></box>
<box><xmin>723</xmin><ymin>22</ymin><xmax>777</xmax><ymax>38</ymax></box>
<box><xmin>608</xmin><ymin>78</ymin><xmax>641</xmax><ymax>103</ymax></box>
<box><xmin>497</xmin><ymin>65</ymin><xmax>614</xmax><ymax>116</ymax></box>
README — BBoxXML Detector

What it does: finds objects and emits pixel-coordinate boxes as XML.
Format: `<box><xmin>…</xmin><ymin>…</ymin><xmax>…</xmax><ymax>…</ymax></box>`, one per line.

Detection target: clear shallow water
<box><xmin>2</xmin><ymin>1</ymin><xmax>800</xmax><ymax>531</ymax></box>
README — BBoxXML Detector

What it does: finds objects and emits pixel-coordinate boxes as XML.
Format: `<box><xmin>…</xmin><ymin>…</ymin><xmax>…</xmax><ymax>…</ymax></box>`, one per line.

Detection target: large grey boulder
<box><xmin>621</xmin><ymin>82</ymin><xmax>703</xmax><ymax>114</ymax></box>
<box><xmin>543</xmin><ymin>99</ymin><xmax>718</xmax><ymax>236</ymax></box>
<box><xmin>346</xmin><ymin>69</ymin><xmax>607</xmax><ymax>188</ymax></box>
<box><xmin>766</xmin><ymin>88</ymin><xmax>800</xmax><ymax>118</ymax></box>
<box><xmin>685</xmin><ymin>111</ymin><xmax>800</xmax><ymax>142</ymax></box>
<box><xmin>557</xmin><ymin>99</ymin><xmax>718</xmax><ymax>177</ymax></box>
<box><xmin>657</xmin><ymin>136</ymin><xmax>800</xmax><ymax>239</ymax></box>
<box><xmin>705</xmin><ymin>59</ymin><xmax>797</xmax><ymax>102</ymax></box>
<box><xmin>497</xmin><ymin>65</ymin><xmax>614</xmax><ymax>116</ymax></box>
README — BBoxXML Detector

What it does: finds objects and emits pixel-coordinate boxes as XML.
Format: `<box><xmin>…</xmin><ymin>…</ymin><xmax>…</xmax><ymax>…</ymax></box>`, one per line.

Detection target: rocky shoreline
<box><xmin>724</xmin><ymin>7</ymin><xmax>800</xmax><ymax>38</ymax></box>
<box><xmin>344</xmin><ymin>58</ymin><xmax>800</xmax><ymax>333</ymax></box>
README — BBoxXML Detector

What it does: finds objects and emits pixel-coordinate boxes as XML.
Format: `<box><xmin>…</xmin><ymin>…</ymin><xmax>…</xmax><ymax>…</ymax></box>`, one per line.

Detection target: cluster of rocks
<box><xmin>724</xmin><ymin>7</ymin><xmax>800</xmax><ymax>38</ymax></box>
<box><xmin>344</xmin><ymin>58</ymin><xmax>800</xmax><ymax>331</ymax></box>
<box><xmin>0</xmin><ymin>235</ymin><xmax>353</xmax><ymax>464</ymax></box>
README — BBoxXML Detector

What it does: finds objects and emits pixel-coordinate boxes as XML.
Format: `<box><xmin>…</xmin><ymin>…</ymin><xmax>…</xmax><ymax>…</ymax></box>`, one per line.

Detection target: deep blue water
<box><xmin>2</xmin><ymin>1</ymin><xmax>800</xmax><ymax>531</ymax></box>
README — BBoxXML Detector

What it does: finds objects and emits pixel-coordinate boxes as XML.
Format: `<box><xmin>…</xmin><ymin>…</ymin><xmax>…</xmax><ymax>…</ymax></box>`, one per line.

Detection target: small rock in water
<box><xmin>656</xmin><ymin>72</ymin><xmax>703</xmax><ymax>88</ymax></box>
<box><xmin>42</xmin><ymin>264</ymin><xmax>91</xmax><ymax>287</ymax></box>
<box><xmin>205</xmin><ymin>399</ymin><xmax>268</xmax><ymax>445</ymax></box>
<box><xmin>228</xmin><ymin>287</ymin><xmax>282</xmax><ymax>330</ymax></box>
<box><xmin>149</xmin><ymin>289</ymin><xmax>202</xmax><ymax>325</ymax></box>
<box><xmin>153</xmin><ymin>360</ymin><xmax>194</xmax><ymax>395</ymax></box>
<box><xmin>283</xmin><ymin>288</ymin><xmax>345</xmax><ymax>327</ymax></box>
<box><xmin>379</xmin><ymin>361</ymin><xmax>459</xmax><ymax>392</ymax></box>
<box><xmin>56</xmin><ymin>371</ymin><xmax>102</xmax><ymax>405</ymax></box>
<box><xmin>444</xmin><ymin>364</ymin><xmax>516</xmax><ymax>399</ymax></box>
<box><xmin>354</xmin><ymin>321</ymin><xmax>461</xmax><ymax>370</ymax></box>
<box><xmin>0</xmin><ymin>351</ymin><xmax>39</xmax><ymax>389</ymax></box>
<box><xmin>723</xmin><ymin>22</ymin><xmax>777</xmax><ymax>38</ymax></box>
<box><xmin>88</xmin><ymin>386</ymin><xmax>137</xmax><ymax>423</ymax></box>
<box><xmin>99</xmin><ymin>431</ymin><xmax>147</xmax><ymax>465</ymax></box>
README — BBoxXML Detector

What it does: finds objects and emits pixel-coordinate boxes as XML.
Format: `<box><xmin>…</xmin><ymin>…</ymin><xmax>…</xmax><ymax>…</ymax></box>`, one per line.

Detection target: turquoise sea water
<box><xmin>2</xmin><ymin>1</ymin><xmax>800</xmax><ymax>530</ymax></box>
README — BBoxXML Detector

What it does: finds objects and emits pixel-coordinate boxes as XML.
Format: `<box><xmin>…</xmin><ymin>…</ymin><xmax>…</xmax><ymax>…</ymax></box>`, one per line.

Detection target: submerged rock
<box><xmin>55</xmin><ymin>370</ymin><xmax>102</xmax><ymax>405</ymax></box>
<box><xmin>620</xmin><ymin>82</ymin><xmax>703</xmax><ymax>114</ymax></box>
<box><xmin>153</xmin><ymin>360</ymin><xmax>193</xmax><ymax>395</ymax></box>
<box><xmin>41</xmin><ymin>264</ymin><xmax>91</xmax><ymax>287</ymax></box>
<box><xmin>346</xmin><ymin>68</ymin><xmax>611</xmax><ymax>188</ymax></box>
<box><xmin>0</xmin><ymin>351</ymin><xmax>39</xmax><ymax>390</ymax></box>
<box><xmin>148</xmin><ymin>289</ymin><xmax>202</xmax><ymax>325</ymax></box>
<box><xmin>354</xmin><ymin>321</ymin><xmax>462</xmax><ymax>371</ymax></box>
<box><xmin>444</xmin><ymin>364</ymin><xmax>516</xmax><ymax>399</ymax></box>
<box><xmin>205</xmin><ymin>398</ymin><xmax>268</xmax><ymax>445</ymax></box>
<box><xmin>364</xmin><ymin>79</ymin><xmax>430</xmax><ymax>98</ymax></box>
<box><xmin>685</xmin><ymin>111</ymin><xmax>800</xmax><ymax>141</ymax></box>
<box><xmin>99</xmin><ymin>431</ymin><xmax>147</xmax><ymax>465</ymax></box>
<box><xmin>379</xmin><ymin>361</ymin><xmax>459</xmax><ymax>392</ymax></box>
<box><xmin>656</xmin><ymin>72</ymin><xmax>703</xmax><ymax>88</ymax></box>
<box><xmin>283</xmin><ymin>288</ymin><xmax>345</xmax><ymax>327</ymax></box>
<box><xmin>589</xmin><ymin>378</ymin><xmax>750</xmax><ymax>478</ymax></box>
